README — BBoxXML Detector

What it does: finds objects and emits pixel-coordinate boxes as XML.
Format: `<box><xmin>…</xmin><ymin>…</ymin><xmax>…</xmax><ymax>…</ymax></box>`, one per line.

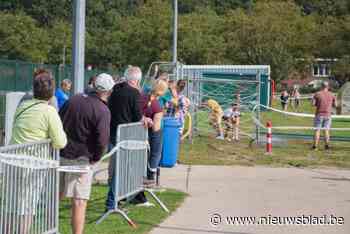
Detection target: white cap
<box><xmin>95</xmin><ymin>73</ymin><xmax>115</xmax><ymax>92</ymax></box>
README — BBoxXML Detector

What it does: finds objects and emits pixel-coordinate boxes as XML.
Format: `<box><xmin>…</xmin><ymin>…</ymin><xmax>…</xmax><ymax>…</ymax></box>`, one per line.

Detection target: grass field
<box><xmin>59</xmin><ymin>185</ymin><xmax>187</xmax><ymax>234</ymax></box>
<box><xmin>180</xmin><ymin>99</ymin><xmax>350</xmax><ymax>169</ymax></box>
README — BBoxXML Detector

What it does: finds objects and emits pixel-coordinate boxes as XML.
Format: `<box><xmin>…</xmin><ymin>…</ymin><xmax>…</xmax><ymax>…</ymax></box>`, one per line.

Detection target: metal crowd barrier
<box><xmin>96</xmin><ymin>122</ymin><xmax>169</xmax><ymax>226</ymax></box>
<box><xmin>0</xmin><ymin>140</ymin><xmax>59</xmax><ymax>234</ymax></box>
<box><xmin>0</xmin><ymin>140</ymin><xmax>59</xmax><ymax>160</ymax></box>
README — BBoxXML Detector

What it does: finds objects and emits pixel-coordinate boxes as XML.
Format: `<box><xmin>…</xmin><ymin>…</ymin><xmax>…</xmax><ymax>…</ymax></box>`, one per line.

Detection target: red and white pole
<box><xmin>266</xmin><ymin>121</ymin><xmax>272</xmax><ymax>154</ymax></box>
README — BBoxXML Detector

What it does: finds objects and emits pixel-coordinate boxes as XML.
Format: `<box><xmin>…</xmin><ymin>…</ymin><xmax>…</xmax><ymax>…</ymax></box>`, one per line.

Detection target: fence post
<box><xmin>266</xmin><ymin>121</ymin><xmax>272</xmax><ymax>154</ymax></box>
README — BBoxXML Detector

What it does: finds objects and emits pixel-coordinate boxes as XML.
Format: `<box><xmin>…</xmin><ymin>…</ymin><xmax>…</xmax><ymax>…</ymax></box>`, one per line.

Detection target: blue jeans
<box><xmin>147</xmin><ymin>129</ymin><xmax>163</xmax><ymax>180</ymax></box>
<box><xmin>106</xmin><ymin>143</ymin><xmax>117</xmax><ymax>210</ymax></box>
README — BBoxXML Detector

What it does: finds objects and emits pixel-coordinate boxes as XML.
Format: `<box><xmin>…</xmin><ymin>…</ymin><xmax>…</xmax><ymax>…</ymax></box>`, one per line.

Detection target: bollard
<box><xmin>266</xmin><ymin>121</ymin><xmax>272</xmax><ymax>154</ymax></box>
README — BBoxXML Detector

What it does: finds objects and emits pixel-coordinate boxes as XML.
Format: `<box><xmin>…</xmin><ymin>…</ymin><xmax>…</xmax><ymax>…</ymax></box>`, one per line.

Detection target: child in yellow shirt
<box><xmin>207</xmin><ymin>99</ymin><xmax>224</xmax><ymax>140</ymax></box>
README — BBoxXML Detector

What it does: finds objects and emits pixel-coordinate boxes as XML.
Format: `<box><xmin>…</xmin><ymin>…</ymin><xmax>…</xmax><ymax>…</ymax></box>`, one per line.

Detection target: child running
<box><xmin>206</xmin><ymin>99</ymin><xmax>224</xmax><ymax>140</ymax></box>
<box><xmin>223</xmin><ymin>103</ymin><xmax>240</xmax><ymax>142</ymax></box>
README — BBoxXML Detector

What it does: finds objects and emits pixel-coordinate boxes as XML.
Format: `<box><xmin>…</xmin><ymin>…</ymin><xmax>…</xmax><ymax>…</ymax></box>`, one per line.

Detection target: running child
<box><xmin>206</xmin><ymin>99</ymin><xmax>224</xmax><ymax>140</ymax></box>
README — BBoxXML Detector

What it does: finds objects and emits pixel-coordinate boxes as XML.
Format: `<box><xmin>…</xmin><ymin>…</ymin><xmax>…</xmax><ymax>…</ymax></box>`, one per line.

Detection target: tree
<box><xmin>47</xmin><ymin>20</ymin><xmax>72</xmax><ymax>64</ymax></box>
<box><xmin>0</xmin><ymin>12</ymin><xmax>49</xmax><ymax>62</ymax></box>
<box><xmin>179</xmin><ymin>8</ymin><xmax>227</xmax><ymax>64</ymax></box>
<box><xmin>118</xmin><ymin>0</ymin><xmax>172</xmax><ymax>68</ymax></box>
<box><xmin>223</xmin><ymin>1</ymin><xmax>318</xmax><ymax>82</ymax></box>
<box><xmin>295</xmin><ymin>0</ymin><xmax>350</xmax><ymax>17</ymax></box>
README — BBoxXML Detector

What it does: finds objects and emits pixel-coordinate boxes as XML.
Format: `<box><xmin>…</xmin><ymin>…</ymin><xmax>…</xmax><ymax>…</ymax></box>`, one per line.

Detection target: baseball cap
<box><xmin>95</xmin><ymin>73</ymin><xmax>115</xmax><ymax>92</ymax></box>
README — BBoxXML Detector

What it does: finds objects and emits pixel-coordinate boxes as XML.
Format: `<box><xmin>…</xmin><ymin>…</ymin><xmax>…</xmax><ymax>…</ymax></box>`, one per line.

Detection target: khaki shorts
<box><xmin>60</xmin><ymin>157</ymin><xmax>93</xmax><ymax>200</ymax></box>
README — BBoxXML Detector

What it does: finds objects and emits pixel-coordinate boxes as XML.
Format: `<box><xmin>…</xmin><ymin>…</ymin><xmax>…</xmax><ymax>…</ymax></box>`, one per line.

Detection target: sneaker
<box><xmin>325</xmin><ymin>145</ymin><xmax>330</xmax><ymax>150</ymax></box>
<box><xmin>130</xmin><ymin>192</ymin><xmax>148</xmax><ymax>205</ymax></box>
<box><xmin>136</xmin><ymin>201</ymin><xmax>155</xmax><ymax>207</ymax></box>
<box><xmin>311</xmin><ymin>145</ymin><xmax>317</xmax><ymax>151</ymax></box>
<box><xmin>216</xmin><ymin>135</ymin><xmax>225</xmax><ymax>140</ymax></box>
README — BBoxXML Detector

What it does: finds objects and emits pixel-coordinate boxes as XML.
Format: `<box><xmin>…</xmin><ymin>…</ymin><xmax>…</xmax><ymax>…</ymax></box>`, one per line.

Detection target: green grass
<box><xmin>179</xmin><ymin>136</ymin><xmax>350</xmax><ymax>168</ymax></box>
<box><xmin>181</xmin><ymin>99</ymin><xmax>350</xmax><ymax>168</ymax></box>
<box><xmin>59</xmin><ymin>185</ymin><xmax>187</xmax><ymax>234</ymax></box>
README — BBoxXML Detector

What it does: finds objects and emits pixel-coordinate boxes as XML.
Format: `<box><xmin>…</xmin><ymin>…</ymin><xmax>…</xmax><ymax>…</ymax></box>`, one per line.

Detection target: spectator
<box><xmin>280</xmin><ymin>89</ymin><xmax>289</xmax><ymax>111</ymax></box>
<box><xmin>312</xmin><ymin>81</ymin><xmax>337</xmax><ymax>150</ymax></box>
<box><xmin>11</xmin><ymin>69</ymin><xmax>67</xmax><ymax>148</ymax></box>
<box><xmin>105</xmin><ymin>66</ymin><xmax>143</xmax><ymax>211</ymax></box>
<box><xmin>55</xmin><ymin>79</ymin><xmax>72</xmax><ymax>109</ymax></box>
<box><xmin>9</xmin><ymin>69</ymin><xmax>67</xmax><ymax>234</ymax></box>
<box><xmin>59</xmin><ymin>73</ymin><xmax>114</xmax><ymax>234</ymax></box>
<box><xmin>292</xmin><ymin>87</ymin><xmax>301</xmax><ymax>110</ymax></box>
<box><xmin>176</xmin><ymin>80</ymin><xmax>190</xmax><ymax>134</ymax></box>
<box><xmin>164</xmin><ymin>80</ymin><xmax>179</xmax><ymax>117</ymax></box>
<box><xmin>132</xmin><ymin>79</ymin><xmax>168</xmax><ymax>206</ymax></box>
<box><xmin>84</xmin><ymin>75</ymin><xmax>97</xmax><ymax>94</ymax></box>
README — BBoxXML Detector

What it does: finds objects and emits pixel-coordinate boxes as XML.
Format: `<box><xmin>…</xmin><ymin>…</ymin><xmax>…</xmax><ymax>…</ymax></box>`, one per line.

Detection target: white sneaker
<box><xmin>136</xmin><ymin>201</ymin><xmax>155</xmax><ymax>207</ymax></box>
<box><xmin>216</xmin><ymin>135</ymin><xmax>225</xmax><ymax>140</ymax></box>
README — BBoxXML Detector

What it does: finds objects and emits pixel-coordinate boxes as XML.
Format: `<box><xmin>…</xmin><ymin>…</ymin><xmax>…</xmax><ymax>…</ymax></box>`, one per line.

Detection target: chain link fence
<box><xmin>0</xmin><ymin>59</ymin><xmax>120</xmax><ymax>92</ymax></box>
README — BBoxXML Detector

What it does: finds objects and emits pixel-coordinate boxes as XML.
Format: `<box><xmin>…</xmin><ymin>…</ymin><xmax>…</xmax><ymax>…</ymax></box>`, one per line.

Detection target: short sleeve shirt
<box><xmin>314</xmin><ymin>90</ymin><xmax>336</xmax><ymax>117</ymax></box>
<box><xmin>141</xmin><ymin>95</ymin><xmax>162</xmax><ymax>119</ymax></box>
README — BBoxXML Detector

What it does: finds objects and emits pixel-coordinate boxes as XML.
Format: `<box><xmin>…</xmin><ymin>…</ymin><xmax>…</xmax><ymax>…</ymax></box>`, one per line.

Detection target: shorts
<box><xmin>314</xmin><ymin>116</ymin><xmax>332</xmax><ymax>130</ymax></box>
<box><xmin>60</xmin><ymin>157</ymin><xmax>93</xmax><ymax>200</ymax></box>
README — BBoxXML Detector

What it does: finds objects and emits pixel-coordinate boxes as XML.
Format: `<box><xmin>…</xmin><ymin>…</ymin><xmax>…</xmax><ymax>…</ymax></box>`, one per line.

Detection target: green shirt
<box><xmin>10</xmin><ymin>99</ymin><xmax>67</xmax><ymax>149</ymax></box>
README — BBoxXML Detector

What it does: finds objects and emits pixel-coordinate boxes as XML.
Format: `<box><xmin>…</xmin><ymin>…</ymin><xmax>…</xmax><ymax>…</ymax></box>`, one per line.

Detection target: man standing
<box><xmin>312</xmin><ymin>81</ymin><xmax>337</xmax><ymax>150</ymax></box>
<box><xmin>55</xmin><ymin>79</ymin><xmax>72</xmax><ymax>109</ymax></box>
<box><xmin>106</xmin><ymin>66</ymin><xmax>143</xmax><ymax>211</ymax></box>
<box><xmin>59</xmin><ymin>73</ymin><xmax>115</xmax><ymax>234</ymax></box>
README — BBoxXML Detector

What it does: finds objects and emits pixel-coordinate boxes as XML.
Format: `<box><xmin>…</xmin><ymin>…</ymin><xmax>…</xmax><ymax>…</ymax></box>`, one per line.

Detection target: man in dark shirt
<box><xmin>106</xmin><ymin>66</ymin><xmax>144</xmax><ymax>211</ymax></box>
<box><xmin>59</xmin><ymin>73</ymin><xmax>115</xmax><ymax>234</ymax></box>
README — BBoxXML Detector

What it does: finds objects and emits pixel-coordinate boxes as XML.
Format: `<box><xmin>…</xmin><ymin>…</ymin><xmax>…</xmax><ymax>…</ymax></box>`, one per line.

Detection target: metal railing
<box><xmin>0</xmin><ymin>140</ymin><xmax>59</xmax><ymax>160</ymax></box>
<box><xmin>97</xmin><ymin>123</ymin><xmax>169</xmax><ymax>226</ymax></box>
<box><xmin>0</xmin><ymin>141</ymin><xmax>59</xmax><ymax>234</ymax></box>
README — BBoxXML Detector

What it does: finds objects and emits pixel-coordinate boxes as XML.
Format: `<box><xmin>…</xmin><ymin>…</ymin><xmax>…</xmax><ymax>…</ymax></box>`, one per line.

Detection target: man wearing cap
<box><xmin>312</xmin><ymin>81</ymin><xmax>337</xmax><ymax>150</ymax></box>
<box><xmin>59</xmin><ymin>73</ymin><xmax>115</xmax><ymax>234</ymax></box>
<box><xmin>105</xmin><ymin>66</ymin><xmax>144</xmax><ymax>211</ymax></box>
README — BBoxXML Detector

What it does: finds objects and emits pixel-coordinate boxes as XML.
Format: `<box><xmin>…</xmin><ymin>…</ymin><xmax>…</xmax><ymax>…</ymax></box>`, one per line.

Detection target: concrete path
<box><xmin>148</xmin><ymin>165</ymin><xmax>350</xmax><ymax>234</ymax></box>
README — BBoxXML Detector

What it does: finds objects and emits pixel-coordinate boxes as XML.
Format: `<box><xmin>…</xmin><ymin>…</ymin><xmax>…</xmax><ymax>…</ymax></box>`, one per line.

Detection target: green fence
<box><xmin>0</xmin><ymin>59</ymin><xmax>120</xmax><ymax>92</ymax></box>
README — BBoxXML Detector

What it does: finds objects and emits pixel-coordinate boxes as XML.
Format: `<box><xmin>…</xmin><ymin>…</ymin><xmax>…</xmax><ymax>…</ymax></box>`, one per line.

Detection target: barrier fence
<box><xmin>97</xmin><ymin>122</ymin><xmax>169</xmax><ymax>226</ymax></box>
<box><xmin>0</xmin><ymin>123</ymin><xmax>168</xmax><ymax>232</ymax></box>
<box><xmin>0</xmin><ymin>140</ymin><xmax>59</xmax><ymax>234</ymax></box>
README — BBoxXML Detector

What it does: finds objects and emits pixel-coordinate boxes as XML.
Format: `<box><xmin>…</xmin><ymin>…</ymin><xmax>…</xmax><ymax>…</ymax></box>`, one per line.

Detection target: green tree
<box><xmin>179</xmin><ymin>8</ymin><xmax>227</xmax><ymax>64</ymax></box>
<box><xmin>47</xmin><ymin>20</ymin><xmax>73</xmax><ymax>64</ymax></box>
<box><xmin>223</xmin><ymin>1</ymin><xmax>317</xmax><ymax>82</ymax></box>
<box><xmin>0</xmin><ymin>11</ymin><xmax>49</xmax><ymax>62</ymax></box>
<box><xmin>118</xmin><ymin>0</ymin><xmax>172</xmax><ymax>68</ymax></box>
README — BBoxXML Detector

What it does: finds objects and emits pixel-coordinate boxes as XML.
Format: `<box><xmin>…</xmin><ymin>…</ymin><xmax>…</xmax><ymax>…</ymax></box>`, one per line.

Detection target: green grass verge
<box><xmin>59</xmin><ymin>185</ymin><xmax>187</xmax><ymax>234</ymax></box>
<box><xmin>185</xmin><ymin>97</ymin><xmax>350</xmax><ymax>168</ymax></box>
<box><xmin>179</xmin><ymin>136</ymin><xmax>350</xmax><ymax>169</ymax></box>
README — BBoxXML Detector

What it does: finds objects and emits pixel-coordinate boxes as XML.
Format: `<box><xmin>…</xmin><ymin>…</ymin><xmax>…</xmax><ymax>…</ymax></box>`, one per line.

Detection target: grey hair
<box><xmin>125</xmin><ymin>66</ymin><xmax>142</xmax><ymax>81</ymax></box>
<box><xmin>322</xmin><ymin>81</ymin><xmax>329</xmax><ymax>88</ymax></box>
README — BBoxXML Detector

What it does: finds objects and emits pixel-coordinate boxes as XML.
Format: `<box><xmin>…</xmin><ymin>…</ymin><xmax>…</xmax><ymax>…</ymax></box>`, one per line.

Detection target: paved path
<box><xmin>148</xmin><ymin>165</ymin><xmax>350</xmax><ymax>234</ymax></box>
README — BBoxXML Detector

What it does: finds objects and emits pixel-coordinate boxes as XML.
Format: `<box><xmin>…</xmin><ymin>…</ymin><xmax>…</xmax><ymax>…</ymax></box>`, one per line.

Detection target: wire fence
<box><xmin>0</xmin><ymin>59</ymin><xmax>120</xmax><ymax>92</ymax></box>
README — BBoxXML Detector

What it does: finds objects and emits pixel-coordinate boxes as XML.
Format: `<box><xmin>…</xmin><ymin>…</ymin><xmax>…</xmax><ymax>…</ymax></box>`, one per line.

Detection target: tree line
<box><xmin>0</xmin><ymin>0</ymin><xmax>349</xmax><ymax>82</ymax></box>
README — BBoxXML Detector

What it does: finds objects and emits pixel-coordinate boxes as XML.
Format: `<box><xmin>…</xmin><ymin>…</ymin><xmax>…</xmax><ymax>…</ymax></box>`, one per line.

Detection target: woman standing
<box><xmin>142</xmin><ymin>79</ymin><xmax>168</xmax><ymax>182</ymax></box>
<box><xmin>8</xmin><ymin>69</ymin><xmax>67</xmax><ymax>234</ymax></box>
<box><xmin>132</xmin><ymin>79</ymin><xmax>168</xmax><ymax>206</ymax></box>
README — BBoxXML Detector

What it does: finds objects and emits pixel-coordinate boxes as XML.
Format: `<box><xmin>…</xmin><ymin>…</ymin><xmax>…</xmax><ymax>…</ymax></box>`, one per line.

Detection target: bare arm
<box><xmin>333</xmin><ymin>95</ymin><xmax>338</xmax><ymax>108</ymax></box>
<box><xmin>152</xmin><ymin>112</ymin><xmax>163</xmax><ymax>132</ymax></box>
